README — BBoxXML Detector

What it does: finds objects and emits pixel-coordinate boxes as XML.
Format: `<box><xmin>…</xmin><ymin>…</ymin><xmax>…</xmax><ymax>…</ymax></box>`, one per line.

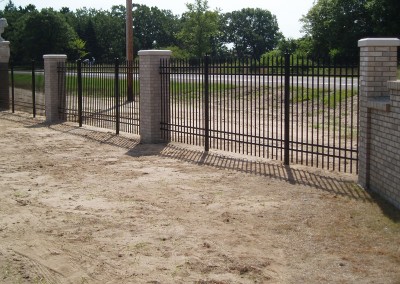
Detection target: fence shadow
<box><xmin>0</xmin><ymin>111</ymin><xmax>370</xmax><ymax>204</ymax></box>
<box><xmin>0</xmin><ymin>112</ymin><xmax>140</xmax><ymax>150</ymax></box>
<box><xmin>158</xmin><ymin>144</ymin><xmax>372</xmax><ymax>203</ymax></box>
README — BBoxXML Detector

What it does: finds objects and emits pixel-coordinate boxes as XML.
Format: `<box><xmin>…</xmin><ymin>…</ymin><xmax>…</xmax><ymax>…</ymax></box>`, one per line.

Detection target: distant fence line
<box><xmin>4</xmin><ymin>53</ymin><xmax>359</xmax><ymax>173</ymax></box>
<box><xmin>160</xmin><ymin>54</ymin><xmax>359</xmax><ymax>173</ymax></box>
<box><xmin>3</xmin><ymin>41</ymin><xmax>400</xmax><ymax>210</ymax></box>
<box><xmin>57</xmin><ymin>59</ymin><xmax>140</xmax><ymax>135</ymax></box>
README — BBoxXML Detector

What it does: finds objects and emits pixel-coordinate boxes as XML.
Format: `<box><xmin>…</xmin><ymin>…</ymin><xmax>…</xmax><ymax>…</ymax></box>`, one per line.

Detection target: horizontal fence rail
<box><xmin>58</xmin><ymin>60</ymin><xmax>140</xmax><ymax>135</ymax></box>
<box><xmin>160</xmin><ymin>55</ymin><xmax>359</xmax><ymax>173</ymax></box>
<box><xmin>3</xmin><ymin>60</ymin><xmax>45</xmax><ymax>116</ymax></box>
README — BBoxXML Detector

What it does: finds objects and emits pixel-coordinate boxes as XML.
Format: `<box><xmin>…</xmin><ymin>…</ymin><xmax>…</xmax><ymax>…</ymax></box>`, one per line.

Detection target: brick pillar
<box><xmin>0</xmin><ymin>41</ymin><xmax>10</xmax><ymax>110</ymax></box>
<box><xmin>358</xmin><ymin>38</ymin><xmax>400</xmax><ymax>189</ymax></box>
<box><xmin>138</xmin><ymin>50</ymin><xmax>172</xmax><ymax>144</ymax></box>
<box><xmin>43</xmin><ymin>54</ymin><xmax>67</xmax><ymax>123</ymax></box>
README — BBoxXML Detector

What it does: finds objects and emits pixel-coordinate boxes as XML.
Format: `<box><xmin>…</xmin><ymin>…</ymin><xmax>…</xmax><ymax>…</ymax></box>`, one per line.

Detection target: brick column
<box><xmin>0</xmin><ymin>41</ymin><xmax>10</xmax><ymax>110</ymax></box>
<box><xmin>358</xmin><ymin>38</ymin><xmax>400</xmax><ymax>189</ymax></box>
<box><xmin>138</xmin><ymin>50</ymin><xmax>172</xmax><ymax>144</ymax></box>
<box><xmin>43</xmin><ymin>54</ymin><xmax>67</xmax><ymax>123</ymax></box>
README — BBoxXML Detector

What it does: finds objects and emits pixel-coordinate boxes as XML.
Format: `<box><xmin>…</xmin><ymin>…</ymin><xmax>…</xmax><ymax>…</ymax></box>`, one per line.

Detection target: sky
<box><xmin>0</xmin><ymin>0</ymin><xmax>316</xmax><ymax>39</ymax></box>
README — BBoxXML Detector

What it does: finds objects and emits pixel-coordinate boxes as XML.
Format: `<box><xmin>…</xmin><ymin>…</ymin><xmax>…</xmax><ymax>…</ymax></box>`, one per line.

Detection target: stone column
<box><xmin>138</xmin><ymin>50</ymin><xmax>172</xmax><ymax>144</ymax></box>
<box><xmin>43</xmin><ymin>54</ymin><xmax>67</xmax><ymax>123</ymax></box>
<box><xmin>0</xmin><ymin>40</ymin><xmax>10</xmax><ymax>110</ymax></box>
<box><xmin>358</xmin><ymin>38</ymin><xmax>400</xmax><ymax>189</ymax></box>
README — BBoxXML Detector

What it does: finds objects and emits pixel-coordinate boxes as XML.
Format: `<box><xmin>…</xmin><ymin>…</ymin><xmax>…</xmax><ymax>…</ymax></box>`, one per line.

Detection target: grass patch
<box><xmin>291</xmin><ymin>86</ymin><xmax>357</xmax><ymax>108</ymax></box>
<box><xmin>79</xmin><ymin>77</ymin><xmax>140</xmax><ymax>98</ymax></box>
<box><xmin>323</xmin><ymin>90</ymin><xmax>357</xmax><ymax>108</ymax></box>
<box><xmin>12</xmin><ymin>73</ymin><xmax>234</xmax><ymax>100</ymax></box>
<box><xmin>13</xmin><ymin>73</ymin><xmax>45</xmax><ymax>92</ymax></box>
<box><xmin>170</xmin><ymin>80</ymin><xmax>236</xmax><ymax>101</ymax></box>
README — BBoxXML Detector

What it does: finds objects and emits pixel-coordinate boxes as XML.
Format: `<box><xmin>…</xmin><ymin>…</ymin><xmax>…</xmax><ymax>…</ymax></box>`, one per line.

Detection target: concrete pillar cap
<box><xmin>138</xmin><ymin>50</ymin><xmax>172</xmax><ymax>56</ymax></box>
<box><xmin>358</xmin><ymin>38</ymin><xmax>400</xmax><ymax>47</ymax></box>
<box><xmin>43</xmin><ymin>54</ymin><xmax>67</xmax><ymax>60</ymax></box>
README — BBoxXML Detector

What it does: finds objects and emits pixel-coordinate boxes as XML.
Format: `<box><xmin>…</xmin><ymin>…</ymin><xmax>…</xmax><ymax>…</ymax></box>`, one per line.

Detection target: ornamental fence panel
<box><xmin>57</xmin><ymin>59</ymin><xmax>139</xmax><ymax>135</ymax></box>
<box><xmin>160</xmin><ymin>55</ymin><xmax>359</xmax><ymax>173</ymax></box>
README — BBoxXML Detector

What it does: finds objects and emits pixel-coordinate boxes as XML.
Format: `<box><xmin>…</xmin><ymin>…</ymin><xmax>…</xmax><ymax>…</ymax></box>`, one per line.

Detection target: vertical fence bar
<box><xmin>284</xmin><ymin>53</ymin><xmax>290</xmax><ymax>165</ymax></box>
<box><xmin>247</xmin><ymin>58</ymin><xmax>250</xmax><ymax>155</ymax></box>
<box><xmin>356</xmin><ymin>58</ymin><xmax>360</xmax><ymax>173</ymax></box>
<box><xmin>58</xmin><ymin>62</ymin><xmax>66</xmax><ymax>121</ymax></box>
<box><xmin>31</xmin><ymin>60</ymin><xmax>36</xmax><ymax>117</ymax></box>
<box><xmin>242</xmin><ymin>58</ymin><xmax>246</xmax><ymax>155</ymax></box>
<box><xmin>316</xmin><ymin>57</ymin><xmax>320</xmax><ymax>168</ymax></box>
<box><xmin>115</xmin><ymin>58</ymin><xmax>120</xmax><ymax>135</ymax></box>
<box><xmin>321</xmin><ymin>56</ymin><xmax>326</xmax><ymax>169</ymax></box>
<box><xmin>332</xmin><ymin>57</ymin><xmax>337</xmax><ymax>171</ymax></box>
<box><xmin>294</xmin><ymin>55</ymin><xmax>300</xmax><ymax>163</ymax></box>
<box><xmin>204</xmin><ymin>55</ymin><xmax>210</xmax><ymax>152</ymax></box>
<box><xmin>127</xmin><ymin>59</ymin><xmax>134</xmax><ymax>102</ymax></box>
<box><xmin>339</xmin><ymin>60</ymin><xmax>343</xmax><ymax>172</ymax></box>
<box><xmin>278</xmin><ymin>56</ymin><xmax>281</xmax><ymax>159</ymax></box>
<box><xmin>77</xmin><ymin>59</ymin><xmax>83</xmax><ymax>127</ymax></box>
<box><xmin>11</xmin><ymin>61</ymin><xmax>14</xmax><ymax>113</ymax></box>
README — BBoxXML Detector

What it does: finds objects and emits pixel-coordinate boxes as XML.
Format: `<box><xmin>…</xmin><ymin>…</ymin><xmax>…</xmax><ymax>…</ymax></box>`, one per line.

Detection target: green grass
<box><xmin>12</xmin><ymin>72</ymin><xmax>357</xmax><ymax>109</ymax></box>
<box><xmin>291</xmin><ymin>86</ymin><xmax>357</xmax><ymax>108</ymax></box>
<box><xmin>323</xmin><ymin>90</ymin><xmax>358</xmax><ymax>108</ymax></box>
<box><xmin>13</xmin><ymin>73</ymin><xmax>45</xmax><ymax>92</ymax></box>
<box><xmin>170</xmin><ymin>81</ymin><xmax>236</xmax><ymax>100</ymax></box>
<box><xmin>80</xmin><ymin>77</ymin><xmax>140</xmax><ymax>97</ymax></box>
<box><xmin>11</xmin><ymin>74</ymin><xmax>234</xmax><ymax>100</ymax></box>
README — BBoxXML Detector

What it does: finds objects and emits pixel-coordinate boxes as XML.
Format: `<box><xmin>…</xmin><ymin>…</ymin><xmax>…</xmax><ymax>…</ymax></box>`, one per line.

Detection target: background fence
<box><xmin>5</xmin><ymin>60</ymin><xmax>45</xmax><ymax>116</ymax></box>
<box><xmin>58</xmin><ymin>59</ymin><xmax>140</xmax><ymax>135</ymax></box>
<box><xmin>3</xmin><ymin>54</ymin><xmax>359</xmax><ymax>173</ymax></box>
<box><xmin>160</xmin><ymin>55</ymin><xmax>359</xmax><ymax>173</ymax></box>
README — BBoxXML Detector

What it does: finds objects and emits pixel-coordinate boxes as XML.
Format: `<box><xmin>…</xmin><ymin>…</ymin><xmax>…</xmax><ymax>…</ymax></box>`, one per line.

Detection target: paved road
<box><xmin>14</xmin><ymin>70</ymin><xmax>359</xmax><ymax>89</ymax></box>
<box><xmin>169</xmin><ymin>74</ymin><xmax>359</xmax><ymax>89</ymax></box>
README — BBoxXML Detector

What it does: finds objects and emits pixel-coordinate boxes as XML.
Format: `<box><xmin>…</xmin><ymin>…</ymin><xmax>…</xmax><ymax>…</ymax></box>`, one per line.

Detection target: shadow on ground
<box><xmin>3</xmin><ymin>111</ymin><xmax>400</xmax><ymax>222</ymax></box>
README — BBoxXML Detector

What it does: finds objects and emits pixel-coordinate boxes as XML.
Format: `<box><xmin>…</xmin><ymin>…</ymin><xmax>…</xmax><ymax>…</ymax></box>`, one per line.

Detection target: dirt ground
<box><xmin>0</xmin><ymin>111</ymin><xmax>399</xmax><ymax>284</ymax></box>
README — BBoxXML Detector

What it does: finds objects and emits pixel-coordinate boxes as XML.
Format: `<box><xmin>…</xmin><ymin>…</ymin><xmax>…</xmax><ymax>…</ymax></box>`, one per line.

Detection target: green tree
<box><xmin>276</xmin><ymin>38</ymin><xmax>299</xmax><ymax>54</ymax></box>
<box><xmin>367</xmin><ymin>0</ymin><xmax>400</xmax><ymax>37</ymax></box>
<box><xmin>225</xmin><ymin>8</ymin><xmax>281</xmax><ymax>59</ymax></box>
<box><xmin>19</xmin><ymin>8</ymin><xmax>81</xmax><ymax>61</ymax></box>
<box><xmin>133</xmin><ymin>5</ymin><xmax>180</xmax><ymax>51</ymax></box>
<box><xmin>0</xmin><ymin>4</ymin><xmax>83</xmax><ymax>63</ymax></box>
<box><xmin>0</xmin><ymin>1</ymin><xmax>32</xmax><ymax>63</ymax></box>
<box><xmin>92</xmin><ymin>6</ymin><xmax>125</xmax><ymax>61</ymax></box>
<box><xmin>178</xmin><ymin>0</ymin><xmax>220</xmax><ymax>57</ymax></box>
<box><xmin>301</xmin><ymin>0</ymin><xmax>372</xmax><ymax>56</ymax></box>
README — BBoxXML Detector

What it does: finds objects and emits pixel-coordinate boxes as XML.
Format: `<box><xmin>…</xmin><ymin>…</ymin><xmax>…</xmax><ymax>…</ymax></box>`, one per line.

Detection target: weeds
<box><xmin>12</xmin><ymin>73</ymin><xmax>44</xmax><ymax>93</ymax></box>
<box><xmin>291</xmin><ymin>86</ymin><xmax>357</xmax><ymax>108</ymax></box>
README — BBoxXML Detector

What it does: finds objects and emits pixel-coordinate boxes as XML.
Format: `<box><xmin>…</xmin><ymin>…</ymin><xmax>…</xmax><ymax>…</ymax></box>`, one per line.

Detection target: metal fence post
<box><xmin>11</xmin><ymin>61</ymin><xmax>14</xmax><ymax>113</ymax></box>
<box><xmin>32</xmin><ymin>60</ymin><xmax>36</xmax><ymax>118</ymax></box>
<box><xmin>284</xmin><ymin>53</ymin><xmax>290</xmax><ymax>165</ymax></box>
<box><xmin>127</xmin><ymin>60</ymin><xmax>134</xmax><ymax>102</ymax></box>
<box><xmin>77</xmin><ymin>59</ymin><xmax>83</xmax><ymax>127</ymax></box>
<box><xmin>204</xmin><ymin>55</ymin><xmax>210</xmax><ymax>152</ymax></box>
<box><xmin>115</xmin><ymin>58</ymin><xmax>120</xmax><ymax>135</ymax></box>
<box><xmin>0</xmin><ymin>41</ymin><xmax>10</xmax><ymax>111</ymax></box>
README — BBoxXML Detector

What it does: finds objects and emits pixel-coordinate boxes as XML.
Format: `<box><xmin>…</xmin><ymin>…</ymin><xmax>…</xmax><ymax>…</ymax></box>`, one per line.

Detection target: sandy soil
<box><xmin>0</xmin><ymin>111</ymin><xmax>399</xmax><ymax>284</ymax></box>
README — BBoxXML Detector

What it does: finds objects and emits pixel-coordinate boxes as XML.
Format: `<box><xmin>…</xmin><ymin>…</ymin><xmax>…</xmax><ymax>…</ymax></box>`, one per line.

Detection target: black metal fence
<box><xmin>160</xmin><ymin>55</ymin><xmax>359</xmax><ymax>173</ymax></box>
<box><xmin>2</xmin><ymin>60</ymin><xmax>45</xmax><ymax>116</ymax></box>
<box><xmin>58</xmin><ymin>59</ymin><xmax>140</xmax><ymax>135</ymax></box>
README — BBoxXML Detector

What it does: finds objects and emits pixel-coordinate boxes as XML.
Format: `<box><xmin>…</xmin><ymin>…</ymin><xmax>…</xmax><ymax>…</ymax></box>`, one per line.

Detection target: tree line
<box><xmin>0</xmin><ymin>0</ymin><xmax>399</xmax><ymax>65</ymax></box>
<box><xmin>0</xmin><ymin>0</ymin><xmax>281</xmax><ymax>64</ymax></box>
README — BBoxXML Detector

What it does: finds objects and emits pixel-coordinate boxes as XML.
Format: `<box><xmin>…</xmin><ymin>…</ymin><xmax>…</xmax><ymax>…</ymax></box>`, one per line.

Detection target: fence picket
<box><xmin>160</xmin><ymin>55</ymin><xmax>359</xmax><ymax>173</ymax></box>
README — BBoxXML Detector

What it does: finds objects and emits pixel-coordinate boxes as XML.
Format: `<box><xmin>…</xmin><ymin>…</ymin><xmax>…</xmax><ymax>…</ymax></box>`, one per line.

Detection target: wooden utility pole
<box><xmin>126</xmin><ymin>0</ymin><xmax>134</xmax><ymax>101</ymax></box>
